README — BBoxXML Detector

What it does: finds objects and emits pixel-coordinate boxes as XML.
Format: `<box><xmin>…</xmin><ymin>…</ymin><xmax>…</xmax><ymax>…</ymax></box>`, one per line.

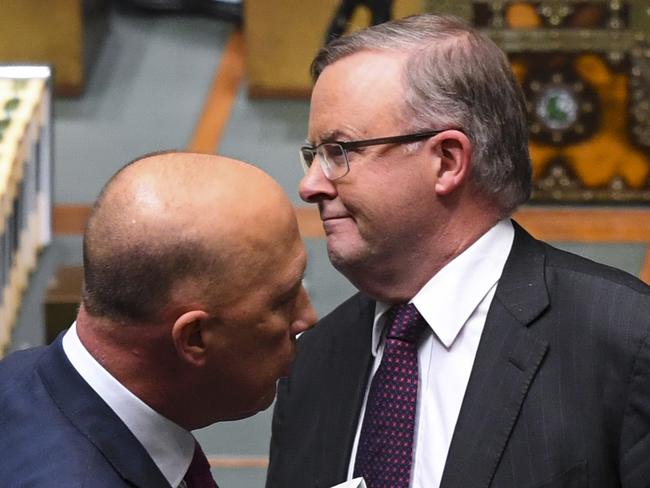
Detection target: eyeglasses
<box><xmin>299</xmin><ymin>129</ymin><xmax>448</xmax><ymax>180</ymax></box>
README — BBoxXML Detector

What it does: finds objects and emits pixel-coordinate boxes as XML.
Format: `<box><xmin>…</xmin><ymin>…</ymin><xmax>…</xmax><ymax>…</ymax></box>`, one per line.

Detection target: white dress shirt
<box><xmin>347</xmin><ymin>219</ymin><xmax>514</xmax><ymax>487</ymax></box>
<box><xmin>62</xmin><ymin>323</ymin><xmax>195</xmax><ymax>488</ymax></box>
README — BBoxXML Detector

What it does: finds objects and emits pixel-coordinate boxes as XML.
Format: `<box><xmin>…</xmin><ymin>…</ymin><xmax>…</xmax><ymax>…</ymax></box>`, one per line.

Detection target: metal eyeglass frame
<box><xmin>299</xmin><ymin>129</ymin><xmax>451</xmax><ymax>180</ymax></box>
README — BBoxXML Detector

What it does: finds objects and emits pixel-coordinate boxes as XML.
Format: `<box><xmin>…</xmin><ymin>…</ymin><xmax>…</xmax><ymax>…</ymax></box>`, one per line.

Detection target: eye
<box><xmin>346</xmin><ymin>146</ymin><xmax>365</xmax><ymax>157</ymax></box>
<box><xmin>276</xmin><ymin>294</ymin><xmax>293</xmax><ymax>308</ymax></box>
<box><xmin>320</xmin><ymin>143</ymin><xmax>346</xmax><ymax>167</ymax></box>
<box><xmin>272</xmin><ymin>289</ymin><xmax>298</xmax><ymax>312</ymax></box>
<box><xmin>273</xmin><ymin>277</ymin><xmax>305</xmax><ymax>312</ymax></box>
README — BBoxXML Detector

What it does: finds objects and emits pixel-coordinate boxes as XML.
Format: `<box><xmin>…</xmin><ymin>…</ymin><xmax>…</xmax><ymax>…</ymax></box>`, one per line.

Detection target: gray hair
<box><xmin>311</xmin><ymin>14</ymin><xmax>532</xmax><ymax>215</ymax></box>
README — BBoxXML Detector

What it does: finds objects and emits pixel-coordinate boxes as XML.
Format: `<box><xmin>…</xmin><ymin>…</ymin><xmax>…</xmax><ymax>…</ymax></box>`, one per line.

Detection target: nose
<box><xmin>298</xmin><ymin>159</ymin><xmax>338</xmax><ymax>204</ymax></box>
<box><xmin>290</xmin><ymin>285</ymin><xmax>317</xmax><ymax>336</ymax></box>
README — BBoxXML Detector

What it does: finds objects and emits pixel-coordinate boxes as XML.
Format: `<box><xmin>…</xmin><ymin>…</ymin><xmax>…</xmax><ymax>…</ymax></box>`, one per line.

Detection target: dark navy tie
<box><xmin>353</xmin><ymin>303</ymin><xmax>427</xmax><ymax>488</ymax></box>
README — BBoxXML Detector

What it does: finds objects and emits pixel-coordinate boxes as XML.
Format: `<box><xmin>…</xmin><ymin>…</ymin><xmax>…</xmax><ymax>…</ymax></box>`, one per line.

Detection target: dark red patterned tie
<box><xmin>353</xmin><ymin>303</ymin><xmax>427</xmax><ymax>488</ymax></box>
<box><xmin>184</xmin><ymin>440</ymin><xmax>218</xmax><ymax>488</ymax></box>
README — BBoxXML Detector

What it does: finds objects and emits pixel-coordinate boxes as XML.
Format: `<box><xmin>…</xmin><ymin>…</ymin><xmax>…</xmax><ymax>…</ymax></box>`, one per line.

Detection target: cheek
<box><xmin>350</xmin><ymin>187</ymin><xmax>403</xmax><ymax>229</ymax></box>
<box><xmin>380</xmin><ymin>168</ymin><xmax>434</xmax><ymax>211</ymax></box>
<box><xmin>342</xmin><ymin>162</ymin><xmax>422</xmax><ymax>214</ymax></box>
<box><xmin>256</xmin><ymin>317</ymin><xmax>294</xmax><ymax>363</ymax></box>
<box><xmin>337</xmin><ymin>178</ymin><xmax>386</xmax><ymax>222</ymax></box>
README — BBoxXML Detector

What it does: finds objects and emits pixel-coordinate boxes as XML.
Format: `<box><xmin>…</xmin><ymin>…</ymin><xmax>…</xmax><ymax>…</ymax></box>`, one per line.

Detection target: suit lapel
<box><xmin>37</xmin><ymin>335</ymin><xmax>170</xmax><ymax>488</ymax></box>
<box><xmin>316</xmin><ymin>294</ymin><xmax>375</xmax><ymax>487</ymax></box>
<box><xmin>440</xmin><ymin>222</ymin><xmax>550</xmax><ymax>488</ymax></box>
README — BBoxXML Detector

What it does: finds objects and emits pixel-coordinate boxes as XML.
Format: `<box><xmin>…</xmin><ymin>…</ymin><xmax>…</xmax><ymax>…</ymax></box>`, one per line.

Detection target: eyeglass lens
<box><xmin>301</xmin><ymin>143</ymin><xmax>349</xmax><ymax>179</ymax></box>
<box><xmin>321</xmin><ymin>143</ymin><xmax>347</xmax><ymax>175</ymax></box>
<box><xmin>322</xmin><ymin>143</ymin><xmax>345</xmax><ymax>166</ymax></box>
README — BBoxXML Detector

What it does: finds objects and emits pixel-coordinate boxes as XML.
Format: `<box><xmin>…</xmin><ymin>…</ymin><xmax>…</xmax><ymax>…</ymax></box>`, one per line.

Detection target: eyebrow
<box><xmin>306</xmin><ymin>129</ymin><xmax>349</xmax><ymax>146</ymax></box>
<box><xmin>277</xmin><ymin>268</ymin><xmax>307</xmax><ymax>303</ymax></box>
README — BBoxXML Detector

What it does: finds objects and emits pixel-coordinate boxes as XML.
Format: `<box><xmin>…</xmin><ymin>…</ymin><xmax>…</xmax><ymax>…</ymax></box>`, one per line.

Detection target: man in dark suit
<box><xmin>0</xmin><ymin>151</ymin><xmax>316</xmax><ymax>487</ymax></box>
<box><xmin>266</xmin><ymin>14</ymin><xmax>650</xmax><ymax>488</ymax></box>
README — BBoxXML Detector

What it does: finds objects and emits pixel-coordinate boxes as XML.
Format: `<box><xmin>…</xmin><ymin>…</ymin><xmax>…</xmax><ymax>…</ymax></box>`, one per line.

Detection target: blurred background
<box><xmin>1</xmin><ymin>1</ymin><xmax>649</xmax><ymax>485</ymax></box>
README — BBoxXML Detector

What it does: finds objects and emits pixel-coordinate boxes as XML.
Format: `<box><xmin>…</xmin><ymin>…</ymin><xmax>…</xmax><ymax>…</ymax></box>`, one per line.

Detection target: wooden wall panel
<box><xmin>245</xmin><ymin>0</ymin><xmax>422</xmax><ymax>97</ymax></box>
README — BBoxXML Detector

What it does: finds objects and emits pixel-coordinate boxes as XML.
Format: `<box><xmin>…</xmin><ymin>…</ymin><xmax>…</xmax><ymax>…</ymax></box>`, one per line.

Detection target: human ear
<box><xmin>430</xmin><ymin>130</ymin><xmax>472</xmax><ymax>195</ymax></box>
<box><xmin>171</xmin><ymin>310</ymin><xmax>211</xmax><ymax>367</ymax></box>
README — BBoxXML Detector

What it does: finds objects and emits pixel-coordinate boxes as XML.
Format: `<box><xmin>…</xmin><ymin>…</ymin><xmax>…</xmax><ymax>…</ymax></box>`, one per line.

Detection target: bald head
<box><xmin>82</xmin><ymin>151</ymin><xmax>298</xmax><ymax>324</ymax></box>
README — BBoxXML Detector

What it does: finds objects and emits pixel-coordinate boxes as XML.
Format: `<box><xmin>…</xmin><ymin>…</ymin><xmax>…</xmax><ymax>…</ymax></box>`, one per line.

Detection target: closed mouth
<box><xmin>321</xmin><ymin>213</ymin><xmax>351</xmax><ymax>222</ymax></box>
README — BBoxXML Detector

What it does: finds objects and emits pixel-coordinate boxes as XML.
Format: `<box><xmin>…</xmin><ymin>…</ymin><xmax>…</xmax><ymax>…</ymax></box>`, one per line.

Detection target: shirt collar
<box><xmin>372</xmin><ymin>219</ymin><xmax>514</xmax><ymax>353</ymax></box>
<box><xmin>62</xmin><ymin>323</ymin><xmax>195</xmax><ymax>488</ymax></box>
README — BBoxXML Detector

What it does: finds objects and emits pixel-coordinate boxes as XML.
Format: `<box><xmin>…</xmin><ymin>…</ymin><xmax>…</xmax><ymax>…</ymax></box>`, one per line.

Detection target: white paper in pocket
<box><xmin>330</xmin><ymin>478</ymin><xmax>367</xmax><ymax>488</ymax></box>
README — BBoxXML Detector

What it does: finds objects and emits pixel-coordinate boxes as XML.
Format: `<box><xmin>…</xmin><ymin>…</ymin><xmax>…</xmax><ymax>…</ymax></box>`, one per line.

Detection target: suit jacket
<box><xmin>267</xmin><ymin>222</ymin><xmax>650</xmax><ymax>488</ymax></box>
<box><xmin>0</xmin><ymin>334</ymin><xmax>171</xmax><ymax>487</ymax></box>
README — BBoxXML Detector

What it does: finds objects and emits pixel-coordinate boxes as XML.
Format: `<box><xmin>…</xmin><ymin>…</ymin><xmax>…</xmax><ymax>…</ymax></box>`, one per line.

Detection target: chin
<box><xmin>225</xmin><ymin>410</ymin><xmax>259</xmax><ymax>421</ymax></box>
<box><xmin>230</xmin><ymin>387</ymin><xmax>277</xmax><ymax>421</ymax></box>
<box><xmin>327</xmin><ymin>242</ymin><xmax>368</xmax><ymax>276</ymax></box>
<box><xmin>257</xmin><ymin>387</ymin><xmax>277</xmax><ymax>411</ymax></box>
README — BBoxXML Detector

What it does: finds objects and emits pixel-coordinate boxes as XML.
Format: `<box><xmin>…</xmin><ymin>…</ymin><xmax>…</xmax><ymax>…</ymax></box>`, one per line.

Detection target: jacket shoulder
<box><xmin>0</xmin><ymin>345</ymin><xmax>47</xmax><ymax>385</ymax></box>
<box><xmin>0</xmin><ymin>347</ymin><xmax>131</xmax><ymax>487</ymax></box>
<box><xmin>542</xmin><ymin>241</ymin><xmax>650</xmax><ymax>295</ymax></box>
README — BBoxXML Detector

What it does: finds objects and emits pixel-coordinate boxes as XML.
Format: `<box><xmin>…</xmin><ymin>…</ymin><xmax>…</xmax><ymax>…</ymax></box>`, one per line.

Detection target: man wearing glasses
<box><xmin>266</xmin><ymin>13</ymin><xmax>650</xmax><ymax>488</ymax></box>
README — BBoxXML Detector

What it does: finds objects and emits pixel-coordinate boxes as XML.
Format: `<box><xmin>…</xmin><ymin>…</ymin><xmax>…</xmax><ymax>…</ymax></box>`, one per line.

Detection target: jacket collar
<box><xmin>440</xmin><ymin>220</ymin><xmax>550</xmax><ymax>488</ymax></box>
<box><xmin>37</xmin><ymin>334</ymin><xmax>171</xmax><ymax>488</ymax></box>
<box><xmin>316</xmin><ymin>293</ymin><xmax>376</xmax><ymax>487</ymax></box>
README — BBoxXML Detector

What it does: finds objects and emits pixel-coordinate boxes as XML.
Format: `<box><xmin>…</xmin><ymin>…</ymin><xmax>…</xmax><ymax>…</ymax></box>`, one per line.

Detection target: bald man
<box><xmin>0</xmin><ymin>152</ymin><xmax>316</xmax><ymax>488</ymax></box>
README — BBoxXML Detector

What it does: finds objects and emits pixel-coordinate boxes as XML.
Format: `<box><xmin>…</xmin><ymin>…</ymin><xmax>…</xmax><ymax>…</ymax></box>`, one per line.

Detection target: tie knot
<box><xmin>184</xmin><ymin>440</ymin><xmax>217</xmax><ymax>488</ymax></box>
<box><xmin>386</xmin><ymin>303</ymin><xmax>426</xmax><ymax>344</ymax></box>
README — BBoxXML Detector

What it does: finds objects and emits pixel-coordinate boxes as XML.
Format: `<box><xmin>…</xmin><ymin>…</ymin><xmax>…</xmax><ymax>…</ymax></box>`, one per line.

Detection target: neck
<box><xmin>75</xmin><ymin>306</ymin><xmax>192</xmax><ymax>427</ymax></box>
<box><xmin>349</xmin><ymin>202</ymin><xmax>503</xmax><ymax>303</ymax></box>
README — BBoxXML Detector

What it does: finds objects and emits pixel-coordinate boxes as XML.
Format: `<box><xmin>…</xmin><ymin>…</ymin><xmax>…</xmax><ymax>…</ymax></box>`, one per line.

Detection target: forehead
<box><xmin>308</xmin><ymin>50</ymin><xmax>408</xmax><ymax>140</ymax></box>
<box><xmin>209</xmin><ymin>231</ymin><xmax>306</xmax><ymax>315</ymax></box>
<box><xmin>243</xmin><ymin>227</ymin><xmax>306</xmax><ymax>284</ymax></box>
